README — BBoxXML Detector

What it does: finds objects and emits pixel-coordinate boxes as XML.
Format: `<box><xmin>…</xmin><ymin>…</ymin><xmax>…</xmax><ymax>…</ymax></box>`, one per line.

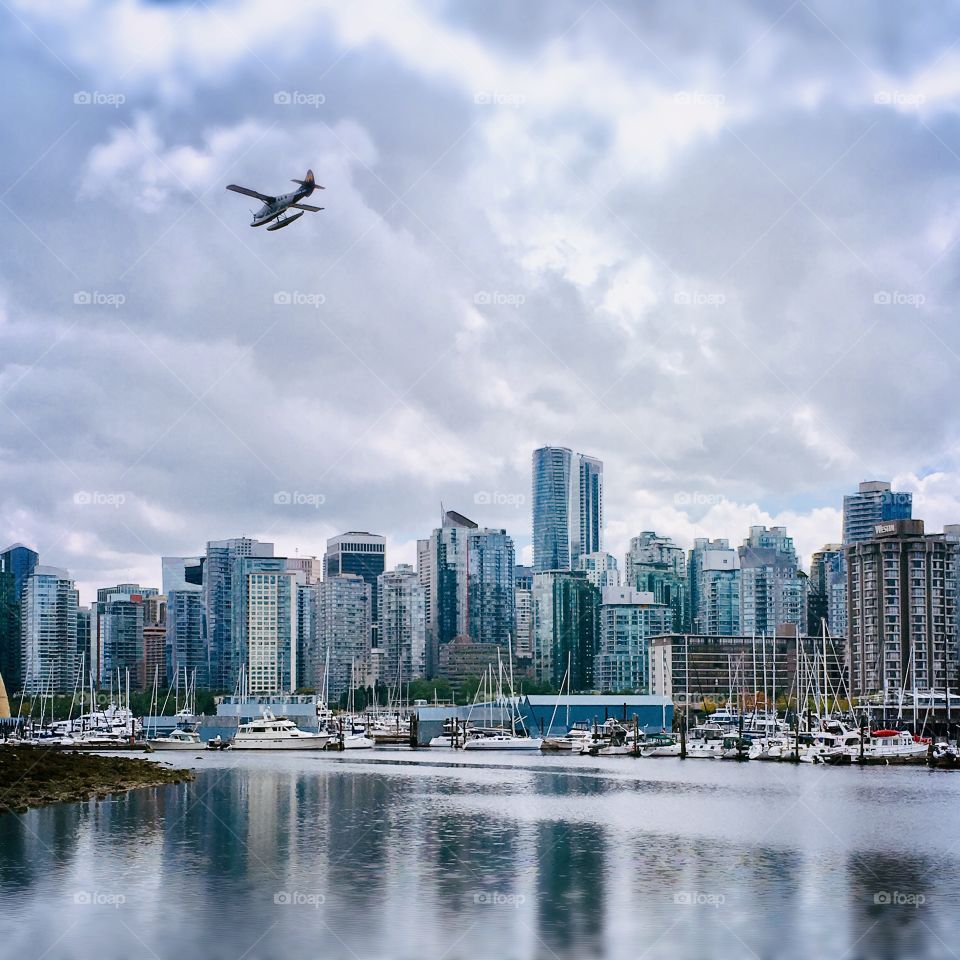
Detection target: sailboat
<box><xmin>462</xmin><ymin>639</ymin><xmax>542</xmax><ymax>751</ymax></box>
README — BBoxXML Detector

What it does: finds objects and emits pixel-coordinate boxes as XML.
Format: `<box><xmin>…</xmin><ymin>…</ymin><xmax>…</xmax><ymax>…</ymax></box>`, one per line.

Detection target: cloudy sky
<box><xmin>2</xmin><ymin>0</ymin><xmax>960</xmax><ymax>601</ymax></box>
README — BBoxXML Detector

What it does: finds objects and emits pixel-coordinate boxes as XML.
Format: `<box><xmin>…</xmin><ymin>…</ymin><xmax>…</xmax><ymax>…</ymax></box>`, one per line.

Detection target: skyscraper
<box><xmin>847</xmin><ymin>518</ymin><xmax>957</xmax><ymax>697</ymax></box>
<box><xmin>424</xmin><ymin>510</ymin><xmax>475</xmax><ymax>675</ymax></box>
<box><xmin>97</xmin><ymin>584</ymin><xmax>158</xmax><ymax>689</ymax></box>
<box><xmin>532</xmin><ymin>569</ymin><xmax>600</xmax><ymax>690</ymax></box>
<box><xmin>576</xmin><ymin>552</ymin><xmax>620</xmax><ymax>590</ymax></box>
<box><xmin>738</xmin><ymin>526</ymin><xmax>807</xmax><ymax>636</ymax></box>
<box><xmin>204</xmin><ymin>538</ymin><xmax>274</xmax><ymax>691</ymax></box>
<box><xmin>378</xmin><ymin>564</ymin><xmax>426</xmax><ymax>686</ymax></box>
<box><xmin>425</xmin><ymin>511</ymin><xmax>515</xmax><ymax>680</ymax></box>
<box><xmin>624</xmin><ymin>532</ymin><xmax>689</xmax><ymax>632</ymax></box>
<box><xmin>532</xmin><ymin>446</ymin><xmax>603</xmax><ymax>571</ymax></box>
<box><xmin>843</xmin><ymin>480</ymin><xmax>912</xmax><ymax>546</ymax></box>
<box><xmin>21</xmin><ymin>566</ymin><xmax>79</xmax><ymax>695</ymax></box>
<box><xmin>163</xmin><ymin>555</ymin><xmax>207</xmax><ymax>688</ymax></box>
<box><xmin>689</xmin><ymin>538</ymin><xmax>741</xmax><ymax>636</ymax></box>
<box><xmin>594</xmin><ymin>586</ymin><xmax>672</xmax><ymax>693</ymax></box>
<box><xmin>232</xmin><ymin>556</ymin><xmax>298</xmax><ymax>694</ymax></box>
<box><xmin>808</xmin><ymin>544</ymin><xmax>846</xmax><ymax>637</ymax></box>
<box><xmin>325</xmin><ymin>532</ymin><xmax>385</xmax><ymax>651</ymax></box>
<box><xmin>0</xmin><ymin>542</ymin><xmax>38</xmax><ymax>691</ymax></box>
<box><xmin>317</xmin><ymin>574</ymin><xmax>372</xmax><ymax>702</ymax></box>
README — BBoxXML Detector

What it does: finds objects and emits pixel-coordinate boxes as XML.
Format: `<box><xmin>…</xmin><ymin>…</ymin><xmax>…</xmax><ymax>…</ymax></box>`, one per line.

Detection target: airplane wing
<box><xmin>226</xmin><ymin>184</ymin><xmax>274</xmax><ymax>202</ymax></box>
<box><xmin>289</xmin><ymin>203</ymin><xmax>324</xmax><ymax>212</ymax></box>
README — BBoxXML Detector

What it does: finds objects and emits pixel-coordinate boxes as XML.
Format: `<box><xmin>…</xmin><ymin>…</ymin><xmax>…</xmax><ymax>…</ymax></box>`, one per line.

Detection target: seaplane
<box><xmin>225</xmin><ymin>168</ymin><xmax>324</xmax><ymax>231</ymax></box>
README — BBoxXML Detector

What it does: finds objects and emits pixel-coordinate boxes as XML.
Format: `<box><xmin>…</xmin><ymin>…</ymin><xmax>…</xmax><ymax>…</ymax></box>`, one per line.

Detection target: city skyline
<box><xmin>5</xmin><ymin>469</ymin><xmax>954</xmax><ymax>606</ymax></box>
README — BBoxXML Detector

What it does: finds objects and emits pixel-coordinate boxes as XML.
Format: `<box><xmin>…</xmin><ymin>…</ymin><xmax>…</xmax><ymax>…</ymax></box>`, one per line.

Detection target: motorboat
<box><xmin>640</xmin><ymin>733</ymin><xmax>681</xmax><ymax>757</ymax></box>
<box><xmin>685</xmin><ymin>723</ymin><xmax>727</xmax><ymax>759</ymax></box>
<box><xmin>147</xmin><ymin>727</ymin><xmax>202</xmax><ymax>751</ymax></box>
<box><xmin>206</xmin><ymin>735</ymin><xmax>231</xmax><ymax>750</ymax></box>
<box><xmin>230</xmin><ymin>710</ymin><xmax>330</xmax><ymax>750</ymax></box>
<box><xmin>541</xmin><ymin>725</ymin><xmax>592</xmax><ymax>752</ymax></box>
<box><xmin>580</xmin><ymin>720</ymin><xmax>633</xmax><ymax>757</ymax></box>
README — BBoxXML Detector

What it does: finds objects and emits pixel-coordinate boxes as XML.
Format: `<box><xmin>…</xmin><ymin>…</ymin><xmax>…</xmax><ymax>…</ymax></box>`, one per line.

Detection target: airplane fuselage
<box><xmin>252</xmin><ymin>186</ymin><xmax>310</xmax><ymax>227</ymax></box>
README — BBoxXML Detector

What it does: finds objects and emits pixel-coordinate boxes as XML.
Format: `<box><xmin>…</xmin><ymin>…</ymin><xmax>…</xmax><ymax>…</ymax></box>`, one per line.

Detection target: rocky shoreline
<box><xmin>0</xmin><ymin>747</ymin><xmax>194</xmax><ymax>815</ymax></box>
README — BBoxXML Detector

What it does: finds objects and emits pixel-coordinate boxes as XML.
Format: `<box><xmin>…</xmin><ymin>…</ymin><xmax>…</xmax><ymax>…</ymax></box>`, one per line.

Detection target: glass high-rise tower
<box><xmin>532</xmin><ymin>446</ymin><xmax>603</xmax><ymax>571</ymax></box>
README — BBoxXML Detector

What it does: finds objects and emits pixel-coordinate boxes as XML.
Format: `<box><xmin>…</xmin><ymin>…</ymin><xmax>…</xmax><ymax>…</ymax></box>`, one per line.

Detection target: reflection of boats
<box><xmin>231</xmin><ymin>711</ymin><xmax>330</xmax><ymax>750</ymax></box>
<box><xmin>148</xmin><ymin>727</ymin><xmax>202</xmax><ymax>750</ymax></box>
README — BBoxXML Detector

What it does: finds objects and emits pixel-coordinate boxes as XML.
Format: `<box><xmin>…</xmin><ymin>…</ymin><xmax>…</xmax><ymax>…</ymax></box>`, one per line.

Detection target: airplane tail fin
<box><xmin>292</xmin><ymin>169</ymin><xmax>323</xmax><ymax>192</ymax></box>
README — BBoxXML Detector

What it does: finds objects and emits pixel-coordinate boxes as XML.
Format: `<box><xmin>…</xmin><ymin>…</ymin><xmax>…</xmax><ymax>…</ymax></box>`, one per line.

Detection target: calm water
<box><xmin>1</xmin><ymin>750</ymin><xmax>959</xmax><ymax>960</ymax></box>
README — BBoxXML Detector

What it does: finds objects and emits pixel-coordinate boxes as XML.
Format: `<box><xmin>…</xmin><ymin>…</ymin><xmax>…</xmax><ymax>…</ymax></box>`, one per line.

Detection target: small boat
<box><xmin>580</xmin><ymin>721</ymin><xmax>633</xmax><ymax>757</ymax></box>
<box><xmin>640</xmin><ymin>733</ymin><xmax>681</xmax><ymax>757</ymax></box>
<box><xmin>929</xmin><ymin>742</ymin><xmax>960</xmax><ymax>769</ymax></box>
<box><xmin>541</xmin><ymin>726</ymin><xmax>592</xmax><ymax>752</ymax></box>
<box><xmin>148</xmin><ymin>728</ymin><xmax>202</xmax><ymax>751</ymax></box>
<box><xmin>206</xmin><ymin>735</ymin><xmax>231</xmax><ymax>750</ymax></box>
<box><xmin>230</xmin><ymin>710</ymin><xmax>330</xmax><ymax>750</ymax></box>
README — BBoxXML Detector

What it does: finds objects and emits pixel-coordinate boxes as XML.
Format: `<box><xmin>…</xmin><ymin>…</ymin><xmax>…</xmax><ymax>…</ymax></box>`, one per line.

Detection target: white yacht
<box><xmin>230</xmin><ymin>711</ymin><xmax>330</xmax><ymax>750</ymax></box>
<box><xmin>462</xmin><ymin>730</ymin><xmax>543</xmax><ymax>751</ymax></box>
<box><xmin>147</xmin><ymin>728</ymin><xmax>202</xmax><ymax>751</ymax></box>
